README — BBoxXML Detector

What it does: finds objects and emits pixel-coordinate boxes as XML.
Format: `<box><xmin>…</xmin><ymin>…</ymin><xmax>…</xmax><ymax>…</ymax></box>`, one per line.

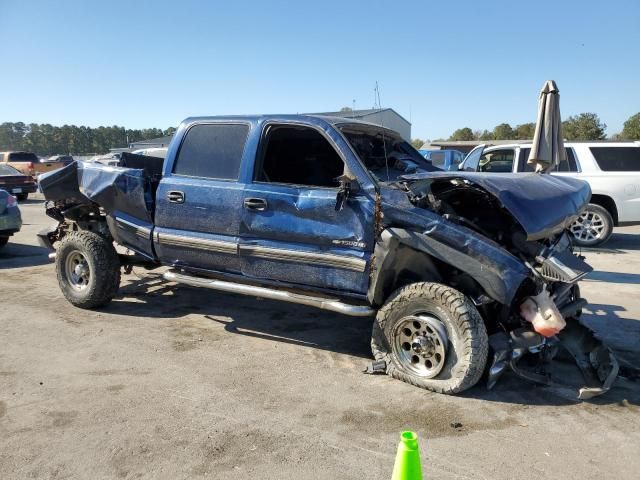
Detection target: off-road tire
<box><xmin>570</xmin><ymin>203</ymin><xmax>614</xmax><ymax>248</ymax></box>
<box><xmin>0</xmin><ymin>236</ymin><xmax>8</xmax><ymax>249</ymax></box>
<box><xmin>55</xmin><ymin>230</ymin><xmax>121</xmax><ymax>309</ymax></box>
<box><xmin>371</xmin><ymin>282</ymin><xmax>488</xmax><ymax>394</ymax></box>
<box><xmin>16</xmin><ymin>193</ymin><xmax>28</xmax><ymax>201</ymax></box>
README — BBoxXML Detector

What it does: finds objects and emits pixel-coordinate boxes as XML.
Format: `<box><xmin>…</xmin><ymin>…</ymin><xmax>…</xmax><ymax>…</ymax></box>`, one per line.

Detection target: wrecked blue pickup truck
<box><xmin>38</xmin><ymin>115</ymin><xmax>618</xmax><ymax>398</ymax></box>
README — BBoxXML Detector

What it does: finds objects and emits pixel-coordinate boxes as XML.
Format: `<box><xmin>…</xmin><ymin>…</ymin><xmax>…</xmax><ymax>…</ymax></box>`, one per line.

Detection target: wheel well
<box><xmin>590</xmin><ymin>194</ymin><xmax>618</xmax><ymax>225</ymax></box>
<box><xmin>370</xmin><ymin>241</ymin><xmax>486</xmax><ymax>307</ymax></box>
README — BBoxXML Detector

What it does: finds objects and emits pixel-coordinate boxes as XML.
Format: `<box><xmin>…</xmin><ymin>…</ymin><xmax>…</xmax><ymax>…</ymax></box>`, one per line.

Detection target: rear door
<box><xmin>153</xmin><ymin>122</ymin><xmax>251</xmax><ymax>273</ymax></box>
<box><xmin>239</xmin><ymin>122</ymin><xmax>374</xmax><ymax>295</ymax></box>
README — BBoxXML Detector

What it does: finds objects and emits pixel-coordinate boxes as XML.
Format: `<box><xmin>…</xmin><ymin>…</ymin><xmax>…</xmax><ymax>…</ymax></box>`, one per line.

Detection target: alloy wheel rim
<box><xmin>570</xmin><ymin>211</ymin><xmax>606</xmax><ymax>242</ymax></box>
<box><xmin>65</xmin><ymin>250</ymin><xmax>91</xmax><ymax>291</ymax></box>
<box><xmin>393</xmin><ymin>314</ymin><xmax>448</xmax><ymax>378</ymax></box>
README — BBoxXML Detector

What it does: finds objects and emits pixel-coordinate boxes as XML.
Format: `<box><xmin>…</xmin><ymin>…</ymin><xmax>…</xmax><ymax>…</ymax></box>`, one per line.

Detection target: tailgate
<box><xmin>34</xmin><ymin>162</ymin><xmax>64</xmax><ymax>174</ymax></box>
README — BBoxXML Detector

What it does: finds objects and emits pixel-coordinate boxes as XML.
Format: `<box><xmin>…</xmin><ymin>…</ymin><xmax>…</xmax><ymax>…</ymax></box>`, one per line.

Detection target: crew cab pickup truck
<box><xmin>460</xmin><ymin>142</ymin><xmax>640</xmax><ymax>247</ymax></box>
<box><xmin>37</xmin><ymin>115</ymin><xmax>618</xmax><ymax>398</ymax></box>
<box><xmin>0</xmin><ymin>151</ymin><xmax>66</xmax><ymax>177</ymax></box>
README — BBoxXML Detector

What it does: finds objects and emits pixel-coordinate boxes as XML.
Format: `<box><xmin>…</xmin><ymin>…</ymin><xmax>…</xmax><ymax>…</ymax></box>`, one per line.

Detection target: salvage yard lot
<box><xmin>1</xmin><ymin>196</ymin><xmax>640</xmax><ymax>479</ymax></box>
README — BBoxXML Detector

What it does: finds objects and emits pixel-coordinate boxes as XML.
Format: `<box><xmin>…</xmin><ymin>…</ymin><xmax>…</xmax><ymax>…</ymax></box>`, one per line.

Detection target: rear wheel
<box><xmin>0</xmin><ymin>236</ymin><xmax>8</xmax><ymax>249</ymax></box>
<box><xmin>570</xmin><ymin>203</ymin><xmax>613</xmax><ymax>247</ymax></box>
<box><xmin>371</xmin><ymin>282</ymin><xmax>488</xmax><ymax>395</ymax></box>
<box><xmin>16</xmin><ymin>193</ymin><xmax>28</xmax><ymax>201</ymax></box>
<box><xmin>55</xmin><ymin>231</ymin><xmax>121</xmax><ymax>309</ymax></box>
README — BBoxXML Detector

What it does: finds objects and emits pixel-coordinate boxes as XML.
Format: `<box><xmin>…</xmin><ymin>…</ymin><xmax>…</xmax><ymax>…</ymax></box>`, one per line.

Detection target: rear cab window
<box><xmin>590</xmin><ymin>147</ymin><xmax>640</xmax><ymax>171</ymax></box>
<box><xmin>172</xmin><ymin>123</ymin><xmax>250</xmax><ymax>180</ymax></box>
<box><xmin>429</xmin><ymin>152</ymin><xmax>446</xmax><ymax>169</ymax></box>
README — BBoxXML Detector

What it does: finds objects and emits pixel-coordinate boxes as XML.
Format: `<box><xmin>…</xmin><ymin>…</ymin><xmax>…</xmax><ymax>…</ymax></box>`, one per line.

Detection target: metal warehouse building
<box><xmin>312</xmin><ymin>108</ymin><xmax>412</xmax><ymax>141</ymax></box>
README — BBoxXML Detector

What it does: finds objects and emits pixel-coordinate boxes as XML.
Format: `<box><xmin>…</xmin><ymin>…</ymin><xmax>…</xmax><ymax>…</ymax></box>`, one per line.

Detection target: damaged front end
<box><xmin>487</xmin><ymin>237</ymin><xmax>619</xmax><ymax>399</ymax></box>
<box><xmin>389</xmin><ymin>172</ymin><xmax>619</xmax><ymax>398</ymax></box>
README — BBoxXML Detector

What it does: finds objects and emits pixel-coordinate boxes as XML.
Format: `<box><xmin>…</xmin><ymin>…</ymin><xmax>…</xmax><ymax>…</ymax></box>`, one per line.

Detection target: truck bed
<box><xmin>39</xmin><ymin>159</ymin><xmax>161</xmax><ymax>258</ymax></box>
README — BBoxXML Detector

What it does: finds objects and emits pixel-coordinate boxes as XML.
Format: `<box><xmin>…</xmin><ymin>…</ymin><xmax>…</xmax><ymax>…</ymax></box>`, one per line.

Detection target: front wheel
<box><xmin>0</xmin><ymin>236</ymin><xmax>8</xmax><ymax>249</ymax></box>
<box><xmin>570</xmin><ymin>203</ymin><xmax>613</xmax><ymax>247</ymax></box>
<box><xmin>55</xmin><ymin>231</ymin><xmax>121</xmax><ymax>309</ymax></box>
<box><xmin>371</xmin><ymin>282</ymin><xmax>488</xmax><ymax>395</ymax></box>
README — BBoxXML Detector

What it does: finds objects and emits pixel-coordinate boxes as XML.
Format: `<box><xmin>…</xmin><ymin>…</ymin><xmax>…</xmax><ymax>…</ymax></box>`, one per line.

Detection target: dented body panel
<box><xmin>400</xmin><ymin>171</ymin><xmax>591</xmax><ymax>241</ymax></box>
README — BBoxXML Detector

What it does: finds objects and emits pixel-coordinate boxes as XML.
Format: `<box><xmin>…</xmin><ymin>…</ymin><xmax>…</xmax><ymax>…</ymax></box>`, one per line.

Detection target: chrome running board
<box><xmin>163</xmin><ymin>270</ymin><xmax>375</xmax><ymax>317</ymax></box>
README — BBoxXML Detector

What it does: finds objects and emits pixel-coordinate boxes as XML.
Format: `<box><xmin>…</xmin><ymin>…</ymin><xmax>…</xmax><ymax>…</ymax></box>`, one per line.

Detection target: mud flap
<box><xmin>487</xmin><ymin>317</ymin><xmax>618</xmax><ymax>399</ymax></box>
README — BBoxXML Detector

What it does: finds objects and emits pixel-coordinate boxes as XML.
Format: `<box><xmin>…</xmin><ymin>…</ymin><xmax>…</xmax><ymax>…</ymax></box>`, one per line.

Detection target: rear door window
<box><xmin>518</xmin><ymin>147</ymin><xmax>578</xmax><ymax>172</ymax></box>
<box><xmin>590</xmin><ymin>147</ymin><xmax>640</xmax><ymax>171</ymax></box>
<box><xmin>173</xmin><ymin>123</ymin><xmax>249</xmax><ymax>180</ymax></box>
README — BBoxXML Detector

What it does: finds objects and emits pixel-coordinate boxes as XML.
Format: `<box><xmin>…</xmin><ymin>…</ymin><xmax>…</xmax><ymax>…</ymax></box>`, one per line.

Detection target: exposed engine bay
<box><xmin>391</xmin><ymin>174</ymin><xmax>619</xmax><ymax>399</ymax></box>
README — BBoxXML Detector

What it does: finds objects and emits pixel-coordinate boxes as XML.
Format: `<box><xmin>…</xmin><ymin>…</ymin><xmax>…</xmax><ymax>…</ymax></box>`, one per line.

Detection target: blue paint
<box><xmin>39</xmin><ymin>114</ymin><xmax>591</xmax><ymax>305</ymax></box>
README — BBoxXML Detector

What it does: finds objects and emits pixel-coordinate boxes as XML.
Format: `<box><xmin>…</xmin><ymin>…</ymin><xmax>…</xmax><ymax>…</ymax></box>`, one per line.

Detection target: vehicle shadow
<box><xmin>584</xmin><ymin>271</ymin><xmax>640</xmax><ymax>284</ymax></box>
<box><xmin>110</xmin><ymin>273</ymin><xmax>373</xmax><ymax>359</ymax></box>
<box><xmin>0</xmin><ymin>242</ymin><xmax>50</xmax><ymax>269</ymax></box>
<box><xmin>109</xmin><ymin>273</ymin><xmax>639</xmax><ymax>406</ymax></box>
<box><xmin>582</xmin><ymin>231</ymin><xmax>640</xmax><ymax>254</ymax></box>
<box><xmin>17</xmin><ymin>198</ymin><xmax>45</xmax><ymax>206</ymax></box>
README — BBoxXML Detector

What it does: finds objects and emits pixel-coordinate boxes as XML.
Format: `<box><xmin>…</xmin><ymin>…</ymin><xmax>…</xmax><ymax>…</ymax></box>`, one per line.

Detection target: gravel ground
<box><xmin>1</xmin><ymin>195</ymin><xmax>639</xmax><ymax>479</ymax></box>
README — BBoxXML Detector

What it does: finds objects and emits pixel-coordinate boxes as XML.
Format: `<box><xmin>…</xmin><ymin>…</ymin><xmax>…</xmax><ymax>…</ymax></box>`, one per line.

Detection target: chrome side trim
<box><xmin>116</xmin><ymin>217</ymin><xmax>151</xmax><ymax>239</ymax></box>
<box><xmin>240</xmin><ymin>245</ymin><xmax>367</xmax><ymax>272</ymax></box>
<box><xmin>157</xmin><ymin>232</ymin><xmax>237</xmax><ymax>254</ymax></box>
<box><xmin>163</xmin><ymin>270</ymin><xmax>375</xmax><ymax>317</ymax></box>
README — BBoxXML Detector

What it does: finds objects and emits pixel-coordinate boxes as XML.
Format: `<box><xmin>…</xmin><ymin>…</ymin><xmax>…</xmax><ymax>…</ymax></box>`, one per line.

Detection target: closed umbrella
<box><xmin>527</xmin><ymin>80</ymin><xmax>566</xmax><ymax>173</ymax></box>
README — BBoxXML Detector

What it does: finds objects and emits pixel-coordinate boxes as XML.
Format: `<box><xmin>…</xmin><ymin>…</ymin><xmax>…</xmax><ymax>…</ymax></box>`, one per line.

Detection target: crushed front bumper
<box><xmin>488</xmin><ymin>316</ymin><xmax>619</xmax><ymax>400</ymax></box>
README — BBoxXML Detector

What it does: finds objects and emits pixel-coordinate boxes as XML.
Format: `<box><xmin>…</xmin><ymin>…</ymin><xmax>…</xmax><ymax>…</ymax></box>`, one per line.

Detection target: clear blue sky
<box><xmin>1</xmin><ymin>0</ymin><xmax>638</xmax><ymax>140</ymax></box>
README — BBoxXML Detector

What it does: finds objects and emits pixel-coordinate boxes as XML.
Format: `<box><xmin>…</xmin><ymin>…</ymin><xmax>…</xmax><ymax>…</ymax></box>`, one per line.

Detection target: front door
<box><xmin>239</xmin><ymin>123</ymin><xmax>374</xmax><ymax>295</ymax></box>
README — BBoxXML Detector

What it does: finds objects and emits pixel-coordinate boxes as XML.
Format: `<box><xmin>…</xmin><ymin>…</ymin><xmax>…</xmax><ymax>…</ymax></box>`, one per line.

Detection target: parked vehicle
<box><xmin>459</xmin><ymin>142</ymin><xmax>640</xmax><ymax>247</ymax></box>
<box><xmin>46</xmin><ymin>155</ymin><xmax>75</xmax><ymax>166</ymax></box>
<box><xmin>0</xmin><ymin>189</ymin><xmax>22</xmax><ymax>249</ymax></box>
<box><xmin>0</xmin><ymin>151</ymin><xmax>66</xmax><ymax>177</ymax></box>
<box><xmin>0</xmin><ymin>164</ymin><xmax>38</xmax><ymax>200</ymax></box>
<box><xmin>88</xmin><ymin>153</ymin><xmax>121</xmax><ymax>167</ymax></box>
<box><xmin>132</xmin><ymin>147</ymin><xmax>168</xmax><ymax>158</ymax></box>
<box><xmin>38</xmin><ymin>115</ymin><xmax>617</xmax><ymax>398</ymax></box>
<box><xmin>418</xmin><ymin>149</ymin><xmax>465</xmax><ymax>171</ymax></box>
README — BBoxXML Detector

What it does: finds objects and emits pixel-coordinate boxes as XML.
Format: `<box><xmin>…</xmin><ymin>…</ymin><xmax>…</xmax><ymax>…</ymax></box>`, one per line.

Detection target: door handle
<box><xmin>167</xmin><ymin>191</ymin><xmax>185</xmax><ymax>203</ymax></box>
<box><xmin>243</xmin><ymin>197</ymin><xmax>267</xmax><ymax>211</ymax></box>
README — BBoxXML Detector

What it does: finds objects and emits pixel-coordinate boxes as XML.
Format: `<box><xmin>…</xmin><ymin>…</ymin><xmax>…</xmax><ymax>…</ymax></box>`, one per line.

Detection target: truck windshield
<box><xmin>339</xmin><ymin>125</ymin><xmax>438</xmax><ymax>182</ymax></box>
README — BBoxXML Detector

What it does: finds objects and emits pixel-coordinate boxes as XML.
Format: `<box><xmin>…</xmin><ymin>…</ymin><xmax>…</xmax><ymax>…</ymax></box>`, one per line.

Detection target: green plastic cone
<box><xmin>391</xmin><ymin>431</ymin><xmax>423</xmax><ymax>480</ymax></box>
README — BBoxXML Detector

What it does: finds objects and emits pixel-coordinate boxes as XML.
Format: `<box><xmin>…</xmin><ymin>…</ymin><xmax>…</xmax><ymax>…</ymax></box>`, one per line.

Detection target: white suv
<box><xmin>460</xmin><ymin>142</ymin><xmax>640</xmax><ymax>247</ymax></box>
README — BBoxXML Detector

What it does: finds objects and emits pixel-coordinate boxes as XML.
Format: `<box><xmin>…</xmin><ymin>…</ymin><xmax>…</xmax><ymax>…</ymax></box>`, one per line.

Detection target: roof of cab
<box><xmin>180</xmin><ymin>114</ymin><xmax>388</xmax><ymax>129</ymax></box>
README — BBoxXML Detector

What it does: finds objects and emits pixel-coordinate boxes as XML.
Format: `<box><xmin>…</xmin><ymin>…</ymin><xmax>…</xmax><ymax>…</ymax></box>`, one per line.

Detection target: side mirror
<box><xmin>335</xmin><ymin>177</ymin><xmax>360</xmax><ymax>211</ymax></box>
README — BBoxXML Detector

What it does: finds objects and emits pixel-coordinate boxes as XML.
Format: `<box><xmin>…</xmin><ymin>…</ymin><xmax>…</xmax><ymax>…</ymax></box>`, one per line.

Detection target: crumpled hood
<box><xmin>400</xmin><ymin>171</ymin><xmax>591</xmax><ymax>240</ymax></box>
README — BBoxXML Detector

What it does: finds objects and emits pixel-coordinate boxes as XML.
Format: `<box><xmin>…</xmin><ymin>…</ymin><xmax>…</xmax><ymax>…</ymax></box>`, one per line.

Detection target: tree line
<box><xmin>0</xmin><ymin>122</ymin><xmax>177</xmax><ymax>156</ymax></box>
<box><xmin>411</xmin><ymin>112</ymin><xmax>640</xmax><ymax>148</ymax></box>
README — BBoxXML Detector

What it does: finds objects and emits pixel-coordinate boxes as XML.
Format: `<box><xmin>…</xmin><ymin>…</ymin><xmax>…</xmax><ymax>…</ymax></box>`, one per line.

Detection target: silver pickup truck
<box><xmin>460</xmin><ymin>141</ymin><xmax>640</xmax><ymax>247</ymax></box>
